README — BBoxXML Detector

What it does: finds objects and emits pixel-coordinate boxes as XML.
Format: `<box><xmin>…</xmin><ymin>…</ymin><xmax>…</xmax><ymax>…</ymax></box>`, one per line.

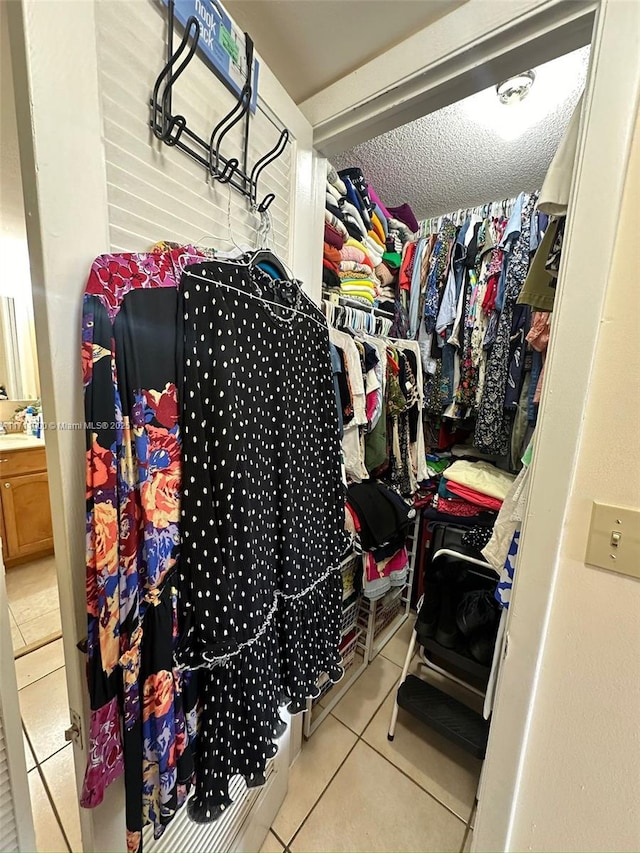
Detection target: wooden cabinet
<box><xmin>0</xmin><ymin>446</ymin><xmax>54</xmax><ymax>565</ymax></box>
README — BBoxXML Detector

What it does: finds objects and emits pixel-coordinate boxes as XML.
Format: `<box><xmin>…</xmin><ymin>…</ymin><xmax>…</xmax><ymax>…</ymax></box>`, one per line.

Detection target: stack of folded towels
<box><xmin>441</xmin><ymin>460</ymin><xmax>515</xmax><ymax>511</ymax></box>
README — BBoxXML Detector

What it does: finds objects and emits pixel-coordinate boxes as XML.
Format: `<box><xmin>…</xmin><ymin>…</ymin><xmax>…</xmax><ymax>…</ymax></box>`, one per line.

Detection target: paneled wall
<box><xmin>95</xmin><ymin>0</ymin><xmax>293</xmax><ymax>262</ymax></box>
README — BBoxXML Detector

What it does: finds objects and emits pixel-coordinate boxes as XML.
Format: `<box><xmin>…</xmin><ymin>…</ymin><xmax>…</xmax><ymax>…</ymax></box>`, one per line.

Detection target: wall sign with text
<box><xmin>161</xmin><ymin>0</ymin><xmax>260</xmax><ymax>114</ymax></box>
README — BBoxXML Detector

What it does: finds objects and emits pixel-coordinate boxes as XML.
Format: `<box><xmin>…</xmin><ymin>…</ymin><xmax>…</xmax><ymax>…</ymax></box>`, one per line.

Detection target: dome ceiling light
<box><xmin>496</xmin><ymin>71</ymin><xmax>536</xmax><ymax>105</ymax></box>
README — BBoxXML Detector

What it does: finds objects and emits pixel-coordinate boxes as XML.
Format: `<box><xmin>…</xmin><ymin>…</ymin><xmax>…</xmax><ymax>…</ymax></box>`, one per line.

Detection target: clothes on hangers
<box><xmin>175</xmin><ymin>260</ymin><xmax>347</xmax><ymax>819</ymax></box>
<box><xmin>81</xmin><ymin>246</ymin><xmax>202</xmax><ymax>853</ymax></box>
<box><xmin>81</xmin><ymin>244</ymin><xmax>348</xmax><ymax>849</ymax></box>
<box><xmin>400</xmin><ymin>187</ymin><xmax>552</xmax><ymax>470</ymax></box>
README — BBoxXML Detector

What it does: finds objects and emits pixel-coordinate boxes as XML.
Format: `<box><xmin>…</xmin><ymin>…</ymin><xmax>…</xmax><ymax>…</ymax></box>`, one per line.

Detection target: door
<box><xmin>8</xmin><ymin>1</ymin><xmax>323</xmax><ymax>851</ymax></box>
<box><xmin>1</xmin><ymin>472</ymin><xmax>54</xmax><ymax>561</ymax></box>
<box><xmin>0</xmin><ymin>549</ymin><xmax>36</xmax><ymax>852</ymax></box>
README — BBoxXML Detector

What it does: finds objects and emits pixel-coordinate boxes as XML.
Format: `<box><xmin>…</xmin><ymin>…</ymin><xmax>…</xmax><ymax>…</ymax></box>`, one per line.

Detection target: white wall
<box><xmin>508</xmin><ymin>106</ymin><xmax>640</xmax><ymax>852</ymax></box>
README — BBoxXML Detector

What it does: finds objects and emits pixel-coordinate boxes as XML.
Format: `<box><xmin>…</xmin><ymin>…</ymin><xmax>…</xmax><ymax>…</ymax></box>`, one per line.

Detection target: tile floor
<box><xmin>18</xmin><ymin>638</ymin><xmax>82</xmax><ymax>853</ymax></box>
<box><xmin>265</xmin><ymin>618</ymin><xmax>480</xmax><ymax>853</ymax></box>
<box><xmin>18</xmin><ymin>618</ymin><xmax>479</xmax><ymax>853</ymax></box>
<box><xmin>7</xmin><ymin>554</ymin><xmax>62</xmax><ymax>653</ymax></box>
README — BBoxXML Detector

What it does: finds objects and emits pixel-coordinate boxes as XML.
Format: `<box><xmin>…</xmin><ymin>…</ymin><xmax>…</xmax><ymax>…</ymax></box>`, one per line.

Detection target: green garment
<box><xmin>365</xmin><ymin>397</ymin><xmax>387</xmax><ymax>471</ymax></box>
<box><xmin>517</xmin><ymin>219</ymin><xmax>560</xmax><ymax>312</ymax></box>
<box><xmin>382</xmin><ymin>251</ymin><xmax>402</xmax><ymax>270</ymax></box>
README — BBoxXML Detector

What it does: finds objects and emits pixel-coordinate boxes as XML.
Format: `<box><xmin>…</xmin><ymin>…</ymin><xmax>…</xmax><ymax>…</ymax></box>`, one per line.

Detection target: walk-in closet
<box><xmin>2</xmin><ymin>2</ymin><xmax>639</xmax><ymax>853</ymax></box>
<box><xmin>296</xmin><ymin>43</ymin><xmax>589</xmax><ymax>852</ymax></box>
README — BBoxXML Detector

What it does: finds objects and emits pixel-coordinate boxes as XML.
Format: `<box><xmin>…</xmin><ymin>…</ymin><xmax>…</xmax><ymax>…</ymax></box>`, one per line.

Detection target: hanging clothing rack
<box><xmin>419</xmin><ymin>194</ymin><xmax>522</xmax><ymax>237</ymax></box>
<box><xmin>322</xmin><ymin>297</ymin><xmax>393</xmax><ymax>337</ymax></box>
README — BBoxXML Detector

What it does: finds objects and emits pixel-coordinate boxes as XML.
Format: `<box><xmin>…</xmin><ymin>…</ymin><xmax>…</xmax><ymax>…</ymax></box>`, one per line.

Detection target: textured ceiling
<box><xmin>333</xmin><ymin>46</ymin><xmax>590</xmax><ymax>222</ymax></box>
<box><xmin>224</xmin><ymin>0</ymin><xmax>465</xmax><ymax>103</ymax></box>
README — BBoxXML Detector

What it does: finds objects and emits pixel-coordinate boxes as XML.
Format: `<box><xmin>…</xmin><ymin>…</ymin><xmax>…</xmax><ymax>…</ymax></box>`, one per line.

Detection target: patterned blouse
<box><xmin>81</xmin><ymin>248</ymin><xmax>201</xmax><ymax>853</ymax></box>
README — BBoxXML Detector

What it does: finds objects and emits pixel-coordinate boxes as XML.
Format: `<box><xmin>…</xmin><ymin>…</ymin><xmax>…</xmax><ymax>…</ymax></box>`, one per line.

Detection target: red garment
<box><xmin>345</xmin><ymin>503</ymin><xmax>361</xmax><ymax>532</ymax></box>
<box><xmin>445</xmin><ymin>481</ymin><xmax>503</xmax><ymax>511</ymax></box>
<box><xmin>323</xmin><ymin>258</ymin><xmax>339</xmax><ymax>274</ymax></box>
<box><xmin>482</xmin><ymin>272</ymin><xmax>500</xmax><ymax>315</ymax></box>
<box><xmin>323</xmin><ymin>242</ymin><xmax>342</xmax><ymax>267</ymax></box>
<box><xmin>436</xmin><ymin>422</ymin><xmax>472</xmax><ymax>452</ymax></box>
<box><xmin>365</xmin><ymin>389</ymin><xmax>379</xmax><ymax>424</ymax></box>
<box><xmin>324</xmin><ymin>222</ymin><xmax>344</xmax><ymax>250</ymax></box>
<box><xmin>527</xmin><ymin>312</ymin><xmax>551</xmax><ymax>404</ymax></box>
<box><xmin>432</xmin><ymin>496</ymin><xmax>485</xmax><ymax>517</ymax></box>
<box><xmin>398</xmin><ymin>241</ymin><xmax>417</xmax><ymax>292</ymax></box>
<box><xmin>365</xmin><ymin>546</ymin><xmax>409</xmax><ymax>583</ymax></box>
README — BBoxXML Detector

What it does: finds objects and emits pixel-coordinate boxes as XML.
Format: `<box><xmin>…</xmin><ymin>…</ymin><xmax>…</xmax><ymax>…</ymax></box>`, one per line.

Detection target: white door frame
<box><xmin>7</xmin><ymin>0</ymin><xmax>322</xmax><ymax>849</ymax></box>
<box><xmin>0</xmin><ymin>555</ymin><xmax>36</xmax><ymax>852</ymax></box>
<box><xmin>301</xmin><ymin>0</ymin><xmax>640</xmax><ymax>850</ymax></box>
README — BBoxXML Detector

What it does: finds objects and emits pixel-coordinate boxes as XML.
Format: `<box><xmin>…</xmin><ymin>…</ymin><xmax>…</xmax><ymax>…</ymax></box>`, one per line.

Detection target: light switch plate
<box><xmin>585</xmin><ymin>502</ymin><xmax>640</xmax><ymax>579</ymax></box>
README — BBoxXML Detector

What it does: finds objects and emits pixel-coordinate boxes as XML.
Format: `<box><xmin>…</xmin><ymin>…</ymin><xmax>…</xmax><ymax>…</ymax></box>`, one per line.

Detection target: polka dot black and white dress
<box><xmin>175</xmin><ymin>260</ymin><xmax>347</xmax><ymax>821</ymax></box>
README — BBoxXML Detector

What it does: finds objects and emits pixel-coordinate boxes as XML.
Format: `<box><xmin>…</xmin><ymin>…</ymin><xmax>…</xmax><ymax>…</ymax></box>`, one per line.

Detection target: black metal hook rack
<box><xmin>150</xmin><ymin>0</ymin><xmax>289</xmax><ymax>213</ymax></box>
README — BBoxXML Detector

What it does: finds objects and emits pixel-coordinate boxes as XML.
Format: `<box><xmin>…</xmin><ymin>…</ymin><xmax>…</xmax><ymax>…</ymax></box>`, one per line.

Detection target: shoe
<box><xmin>416</xmin><ymin>581</ymin><xmax>440</xmax><ymax>643</ymax></box>
<box><xmin>435</xmin><ymin>583</ymin><xmax>459</xmax><ymax>649</ymax></box>
<box><xmin>468</xmin><ymin>629</ymin><xmax>497</xmax><ymax>666</ymax></box>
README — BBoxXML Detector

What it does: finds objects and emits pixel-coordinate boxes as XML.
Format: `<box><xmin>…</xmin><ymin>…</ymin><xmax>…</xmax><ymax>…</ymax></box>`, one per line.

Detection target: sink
<box><xmin>0</xmin><ymin>432</ymin><xmax>45</xmax><ymax>448</ymax></box>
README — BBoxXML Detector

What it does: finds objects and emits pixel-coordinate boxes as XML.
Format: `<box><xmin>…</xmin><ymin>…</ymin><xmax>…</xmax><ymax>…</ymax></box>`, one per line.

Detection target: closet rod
<box><xmin>331</xmin><ymin>295</ymin><xmax>394</xmax><ymax>318</ymax></box>
<box><xmin>419</xmin><ymin>193</ymin><xmax>526</xmax><ymax>237</ymax></box>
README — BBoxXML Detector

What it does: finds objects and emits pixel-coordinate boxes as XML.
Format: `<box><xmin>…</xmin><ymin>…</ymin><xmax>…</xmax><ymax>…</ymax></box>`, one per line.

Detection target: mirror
<box><xmin>0</xmin><ymin>242</ymin><xmax>40</xmax><ymax>401</ymax></box>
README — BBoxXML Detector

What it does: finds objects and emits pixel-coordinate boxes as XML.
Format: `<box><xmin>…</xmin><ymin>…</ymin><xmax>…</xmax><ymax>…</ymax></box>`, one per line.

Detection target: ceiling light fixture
<box><xmin>496</xmin><ymin>70</ymin><xmax>536</xmax><ymax>105</ymax></box>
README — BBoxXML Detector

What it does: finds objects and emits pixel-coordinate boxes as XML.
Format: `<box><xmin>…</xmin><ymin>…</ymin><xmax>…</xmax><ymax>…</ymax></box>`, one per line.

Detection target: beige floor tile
<box><xmin>259</xmin><ymin>830</ymin><xmax>284</xmax><ymax>853</ymax></box>
<box><xmin>290</xmin><ymin>741</ymin><xmax>466</xmax><ymax>853</ymax></box>
<box><xmin>463</xmin><ymin>829</ymin><xmax>473</xmax><ymax>851</ymax></box>
<box><xmin>28</xmin><ymin>769</ymin><xmax>69</xmax><ymax>853</ymax></box>
<box><xmin>40</xmin><ymin>746</ymin><xmax>82</xmax><ymax>853</ymax></box>
<box><xmin>20</xmin><ymin>666</ymin><xmax>70</xmax><ymax>763</ymax></box>
<box><xmin>379</xmin><ymin>615</ymin><xmax>415</xmax><ymax>668</ymax></box>
<box><xmin>363</xmin><ymin>693</ymin><xmax>482</xmax><ymax>820</ymax></box>
<box><xmin>15</xmin><ymin>638</ymin><xmax>65</xmax><ymax>689</ymax></box>
<box><xmin>23</xmin><ymin>730</ymin><xmax>36</xmax><ymax>771</ymax></box>
<box><xmin>332</xmin><ymin>654</ymin><xmax>401</xmax><ymax>735</ymax></box>
<box><xmin>6</xmin><ymin>556</ymin><xmax>59</xmax><ymax>624</ymax></box>
<box><xmin>10</xmin><ymin>608</ymin><xmax>26</xmax><ymax>651</ymax></box>
<box><xmin>273</xmin><ymin>714</ymin><xmax>357</xmax><ymax>844</ymax></box>
<box><xmin>20</xmin><ymin>607</ymin><xmax>62</xmax><ymax>646</ymax></box>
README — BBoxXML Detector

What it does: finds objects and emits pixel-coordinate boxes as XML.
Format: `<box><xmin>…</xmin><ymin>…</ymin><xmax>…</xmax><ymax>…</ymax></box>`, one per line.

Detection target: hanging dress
<box><xmin>474</xmin><ymin>194</ymin><xmax>537</xmax><ymax>454</ymax></box>
<box><xmin>82</xmin><ymin>248</ymin><xmax>200</xmax><ymax>853</ymax></box>
<box><xmin>174</xmin><ymin>260</ymin><xmax>347</xmax><ymax>820</ymax></box>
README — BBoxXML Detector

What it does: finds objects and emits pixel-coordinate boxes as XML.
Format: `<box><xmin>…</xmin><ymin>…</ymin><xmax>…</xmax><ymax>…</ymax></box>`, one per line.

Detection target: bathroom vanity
<box><xmin>0</xmin><ymin>436</ymin><xmax>54</xmax><ymax>565</ymax></box>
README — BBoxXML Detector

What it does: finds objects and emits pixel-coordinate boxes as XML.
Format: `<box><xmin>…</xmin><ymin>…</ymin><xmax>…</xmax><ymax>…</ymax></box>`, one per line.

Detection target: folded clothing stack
<box><xmin>345</xmin><ymin>481</ymin><xmax>416</xmax><ymax>600</ymax></box>
<box><xmin>323</xmin><ymin>162</ymin><xmax>419</xmax><ymax>336</ymax></box>
<box><xmin>441</xmin><ymin>460</ymin><xmax>516</xmax><ymax>510</ymax></box>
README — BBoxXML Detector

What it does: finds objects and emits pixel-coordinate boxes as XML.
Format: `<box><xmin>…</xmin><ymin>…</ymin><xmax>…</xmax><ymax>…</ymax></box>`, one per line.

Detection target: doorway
<box><xmin>0</xmin><ymin>3</ymin><xmax>80</xmax><ymax>850</ymax></box>
<box><xmin>3</xmin><ymin>0</ymin><xmax>638</xmax><ymax>851</ymax></box>
<box><xmin>306</xmin><ymin>2</ymin><xmax>640</xmax><ymax>851</ymax></box>
<box><xmin>261</xmin><ymin>41</ymin><xmax>589</xmax><ymax>853</ymax></box>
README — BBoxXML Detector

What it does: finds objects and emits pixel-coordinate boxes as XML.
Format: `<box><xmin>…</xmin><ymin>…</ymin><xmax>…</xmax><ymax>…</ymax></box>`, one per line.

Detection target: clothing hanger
<box><xmin>247</xmin><ymin>206</ymin><xmax>299</xmax><ymax>285</ymax></box>
<box><xmin>186</xmin><ymin>183</ymin><xmax>248</xmax><ymax>258</ymax></box>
